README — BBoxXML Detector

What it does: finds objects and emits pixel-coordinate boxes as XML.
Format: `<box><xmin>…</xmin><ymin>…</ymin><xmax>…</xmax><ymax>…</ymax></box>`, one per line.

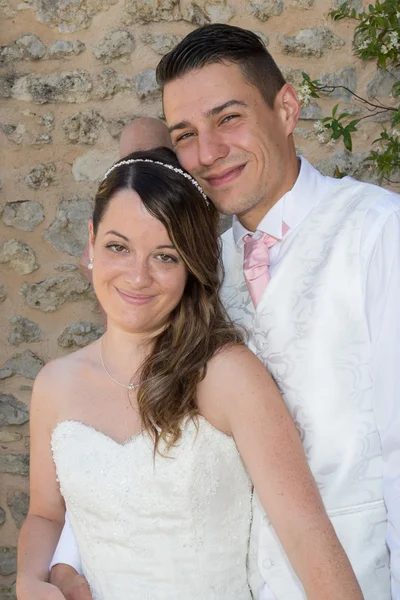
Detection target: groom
<box><xmin>51</xmin><ymin>24</ymin><xmax>400</xmax><ymax>599</ymax></box>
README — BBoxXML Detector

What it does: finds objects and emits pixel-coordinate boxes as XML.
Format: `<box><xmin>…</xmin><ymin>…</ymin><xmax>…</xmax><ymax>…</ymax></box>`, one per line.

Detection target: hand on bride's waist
<box><xmin>49</xmin><ymin>564</ymin><xmax>92</xmax><ymax>600</ymax></box>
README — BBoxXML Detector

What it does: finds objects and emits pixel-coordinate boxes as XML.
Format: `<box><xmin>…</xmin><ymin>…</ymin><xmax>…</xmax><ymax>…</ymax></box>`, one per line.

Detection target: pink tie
<box><xmin>243</xmin><ymin>232</ymin><xmax>278</xmax><ymax>308</ymax></box>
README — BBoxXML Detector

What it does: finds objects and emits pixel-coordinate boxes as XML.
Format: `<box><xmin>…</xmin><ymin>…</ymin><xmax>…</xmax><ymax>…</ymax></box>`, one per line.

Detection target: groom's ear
<box><xmin>275</xmin><ymin>83</ymin><xmax>301</xmax><ymax>137</ymax></box>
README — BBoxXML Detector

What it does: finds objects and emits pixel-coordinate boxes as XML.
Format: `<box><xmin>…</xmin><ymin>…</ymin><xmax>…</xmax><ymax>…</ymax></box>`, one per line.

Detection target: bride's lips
<box><xmin>204</xmin><ymin>164</ymin><xmax>246</xmax><ymax>187</ymax></box>
<box><xmin>116</xmin><ymin>289</ymin><xmax>154</xmax><ymax>305</ymax></box>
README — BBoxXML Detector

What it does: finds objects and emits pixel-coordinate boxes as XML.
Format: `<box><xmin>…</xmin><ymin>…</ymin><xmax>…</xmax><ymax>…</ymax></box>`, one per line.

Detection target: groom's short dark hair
<box><xmin>156</xmin><ymin>24</ymin><xmax>286</xmax><ymax>109</ymax></box>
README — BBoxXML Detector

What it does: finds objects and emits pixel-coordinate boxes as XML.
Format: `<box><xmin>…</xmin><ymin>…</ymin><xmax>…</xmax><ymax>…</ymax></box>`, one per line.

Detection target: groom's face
<box><xmin>163</xmin><ymin>61</ymin><xmax>296</xmax><ymax>229</ymax></box>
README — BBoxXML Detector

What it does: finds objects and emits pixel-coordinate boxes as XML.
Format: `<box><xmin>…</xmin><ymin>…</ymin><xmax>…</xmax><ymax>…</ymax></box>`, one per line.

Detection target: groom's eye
<box><xmin>221</xmin><ymin>114</ymin><xmax>240</xmax><ymax>124</ymax></box>
<box><xmin>175</xmin><ymin>132</ymin><xmax>195</xmax><ymax>143</ymax></box>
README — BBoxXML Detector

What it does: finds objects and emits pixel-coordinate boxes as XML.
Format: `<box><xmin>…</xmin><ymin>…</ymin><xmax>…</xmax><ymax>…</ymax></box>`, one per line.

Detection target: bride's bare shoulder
<box><xmin>33</xmin><ymin>339</ymin><xmax>100</xmax><ymax>393</ymax></box>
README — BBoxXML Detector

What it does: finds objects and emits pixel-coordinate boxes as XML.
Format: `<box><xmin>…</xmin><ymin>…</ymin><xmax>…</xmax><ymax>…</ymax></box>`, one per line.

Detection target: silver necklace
<box><xmin>100</xmin><ymin>339</ymin><xmax>139</xmax><ymax>391</ymax></box>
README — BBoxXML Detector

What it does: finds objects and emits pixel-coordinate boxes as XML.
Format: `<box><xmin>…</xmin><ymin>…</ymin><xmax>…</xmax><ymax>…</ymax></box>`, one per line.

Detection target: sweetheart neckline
<box><xmin>52</xmin><ymin>415</ymin><xmax>233</xmax><ymax>448</ymax></box>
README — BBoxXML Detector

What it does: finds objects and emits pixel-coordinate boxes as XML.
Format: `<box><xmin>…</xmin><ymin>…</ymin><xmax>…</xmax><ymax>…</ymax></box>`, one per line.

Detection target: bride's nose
<box><xmin>124</xmin><ymin>255</ymin><xmax>153</xmax><ymax>288</ymax></box>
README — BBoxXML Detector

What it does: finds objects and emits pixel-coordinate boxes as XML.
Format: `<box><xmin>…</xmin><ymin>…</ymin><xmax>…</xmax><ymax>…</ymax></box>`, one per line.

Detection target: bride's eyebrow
<box><xmin>156</xmin><ymin>245</ymin><xmax>176</xmax><ymax>250</ymax></box>
<box><xmin>105</xmin><ymin>230</ymin><xmax>129</xmax><ymax>241</ymax></box>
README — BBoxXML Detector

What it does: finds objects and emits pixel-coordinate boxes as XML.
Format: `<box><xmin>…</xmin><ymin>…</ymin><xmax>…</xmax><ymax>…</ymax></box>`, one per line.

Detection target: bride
<box><xmin>17</xmin><ymin>147</ymin><xmax>362</xmax><ymax>600</ymax></box>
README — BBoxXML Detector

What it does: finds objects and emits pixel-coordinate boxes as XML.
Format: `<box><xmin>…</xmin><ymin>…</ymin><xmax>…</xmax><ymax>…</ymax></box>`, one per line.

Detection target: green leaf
<box><xmin>343</xmin><ymin>130</ymin><xmax>353</xmax><ymax>151</ymax></box>
<box><xmin>334</xmin><ymin>165</ymin><xmax>347</xmax><ymax>178</ymax></box>
<box><xmin>332</xmin><ymin>104</ymin><xmax>339</xmax><ymax>117</ymax></box>
<box><xmin>392</xmin><ymin>113</ymin><xmax>400</xmax><ymax>126</ymax></box>
<box><xmin>392</xmin><ymin>83</ymin><xmax>400</xmax><ymax>97</ymax></box>
<box><xmin>346</xmin><ymin>119</ymin><xmax>362</xmax><ymax>131</ymax></box>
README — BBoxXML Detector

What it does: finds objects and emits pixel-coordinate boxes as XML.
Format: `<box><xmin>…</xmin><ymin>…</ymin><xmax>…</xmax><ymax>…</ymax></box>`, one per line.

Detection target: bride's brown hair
<box><xmin>93</xmin><ymin>147</ymin><xmax>244</xmax><ymax>453</ymax></box>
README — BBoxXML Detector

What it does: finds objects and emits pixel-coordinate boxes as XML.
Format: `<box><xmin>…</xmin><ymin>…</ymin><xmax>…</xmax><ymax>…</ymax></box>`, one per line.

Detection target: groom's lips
<box><xmin>204</xmin><ymin>164</ymin><xmax>246</xmax><ymax>187</ymax></box>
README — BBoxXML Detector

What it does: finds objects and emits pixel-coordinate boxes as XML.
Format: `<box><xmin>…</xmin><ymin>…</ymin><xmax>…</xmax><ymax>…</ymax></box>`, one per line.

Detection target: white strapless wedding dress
<box><xmin>52</xmin><ymin>417</ymin><xmax>253</xmax><ymax>600</ymax></box>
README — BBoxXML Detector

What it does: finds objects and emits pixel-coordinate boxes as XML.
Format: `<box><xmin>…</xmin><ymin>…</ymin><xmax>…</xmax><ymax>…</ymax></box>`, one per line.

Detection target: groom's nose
<box><xmin>197</xmin><ymin>130</ymin><xmax>229</xmax><ymax>167</ymax></box>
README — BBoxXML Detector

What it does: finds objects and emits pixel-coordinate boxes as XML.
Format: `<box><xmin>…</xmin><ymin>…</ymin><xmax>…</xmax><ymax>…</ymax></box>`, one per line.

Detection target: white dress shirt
<box><xmin>51</xmin><ymin>157</ymin><xmax>400</xmax><ymax>598</ymax></box>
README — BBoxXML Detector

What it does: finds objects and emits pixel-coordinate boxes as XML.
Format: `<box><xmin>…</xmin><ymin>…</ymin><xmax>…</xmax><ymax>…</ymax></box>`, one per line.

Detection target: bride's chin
<box><xmin>109</xmin><ymin>317</ymin><xmax>171</xmax><ymax>340</ymax></box>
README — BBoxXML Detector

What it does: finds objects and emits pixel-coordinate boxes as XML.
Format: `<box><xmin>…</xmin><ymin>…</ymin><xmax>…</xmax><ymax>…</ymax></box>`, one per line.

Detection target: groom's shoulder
<box><xmin>334</xmin><ymin>174</ymin><xmax>400</xmax><ymax>205</ymax></box>
<box><xmin>326</xmin><ymin>175</ymin><xmax>400</xmax><ymax>224</ymax></box>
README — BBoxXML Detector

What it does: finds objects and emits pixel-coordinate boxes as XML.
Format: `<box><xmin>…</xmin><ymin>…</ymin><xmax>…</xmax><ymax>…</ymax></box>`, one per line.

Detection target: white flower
<box><xmin>297</xmin><ymin>83</ymin><xmax>312</xmax><ymax>106</ymax></box>
<box><xmin>313</xmin><ymin>120</ymin><xmax>326</xmax><ymax>134</ymax></box>
<box><xmin>381</xmin><ymin>44</ymin><xmax>389</xmax><ymax>54</ymax></box>
<box><xmin>358</xmin><ymin>40</ymin><xmax>369</xmax><ymax>50</ymax></box>
<box><xmin>317</xmin><ymin>132</ymin><xmax>331</xmax><ymax>144</ymax></box>
<box><xmin>391</xmin><ymin>129</ymin><xmax>400</xmax><ymax>138</ymax></box>
<box><xmin>388</xmin><ymin>31</ymin><xmax>399</xmax><ymax>50</ymax></box>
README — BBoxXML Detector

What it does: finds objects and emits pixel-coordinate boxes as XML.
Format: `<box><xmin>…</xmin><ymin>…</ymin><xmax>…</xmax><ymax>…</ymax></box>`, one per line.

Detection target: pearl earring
<box><xmin>88</xmin><ymin>259</ymin><xmax>93</xmax><ymax>270</ymax></box>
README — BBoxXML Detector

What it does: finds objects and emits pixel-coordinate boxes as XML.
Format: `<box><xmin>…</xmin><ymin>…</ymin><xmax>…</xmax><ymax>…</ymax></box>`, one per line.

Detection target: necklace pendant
<box><xmin>128</xmin><ymin>383</ymin><xmax>136</xmax><ymax>391</ymax></box>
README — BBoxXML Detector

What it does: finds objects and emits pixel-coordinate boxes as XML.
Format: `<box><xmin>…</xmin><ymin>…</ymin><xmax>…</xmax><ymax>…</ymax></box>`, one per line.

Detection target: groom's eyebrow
<box><xmin>168</xmin><ymin>100</ymin><xmax>248</xmax><ymax>134</ymax></box>
<box><xmin>205</xmin><ymin>99</ymin><xmax>247</xmax><ymax>118</ymax></box>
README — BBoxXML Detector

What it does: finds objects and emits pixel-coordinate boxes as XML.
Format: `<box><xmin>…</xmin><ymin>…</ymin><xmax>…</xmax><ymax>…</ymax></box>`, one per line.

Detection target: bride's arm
<box><xmin>17</xmin><ymin>363</ymin><xmax>68</xmax><ymax>599</ymax></box>
<box><xmin>198</xmin><ymin>345</ymin><xmax>363</xmax><ymax>600</ymax></box>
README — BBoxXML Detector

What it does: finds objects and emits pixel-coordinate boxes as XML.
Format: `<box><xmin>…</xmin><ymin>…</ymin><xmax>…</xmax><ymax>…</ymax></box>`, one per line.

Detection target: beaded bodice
<box><xmin>52</xmin><ymin>417</ymin><xmax>253</xmax><ymax>600</ymax></box>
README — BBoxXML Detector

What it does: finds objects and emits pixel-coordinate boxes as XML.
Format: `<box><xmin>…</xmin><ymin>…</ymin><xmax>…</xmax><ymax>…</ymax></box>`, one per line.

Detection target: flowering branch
<box><xmin>297</xmin><ymin>0</ymin><xmax>400</xmax><ymax>185</ymax></box>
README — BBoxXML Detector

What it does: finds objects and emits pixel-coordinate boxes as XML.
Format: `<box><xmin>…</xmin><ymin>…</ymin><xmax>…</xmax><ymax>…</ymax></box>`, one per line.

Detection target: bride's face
<box><xmin>89</xmin><ymin>189</ymin><xmax>188</xmax><ymax>335</ymax></box>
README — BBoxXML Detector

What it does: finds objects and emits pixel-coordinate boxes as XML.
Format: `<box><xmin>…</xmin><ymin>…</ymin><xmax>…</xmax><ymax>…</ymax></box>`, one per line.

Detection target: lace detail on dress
<box><xmin>52</xmin><ymin>417</ymin><xmax>253</xmax><ymax>600</ymax></box>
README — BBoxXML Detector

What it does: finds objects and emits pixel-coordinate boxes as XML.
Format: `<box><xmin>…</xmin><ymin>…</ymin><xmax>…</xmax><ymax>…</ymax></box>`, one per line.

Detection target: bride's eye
<box><xmin>156</xmin><ymin>253</ymin><xmax>178</xmax><ymax>264</ymax></box>
<box><xmin>106</xmin><ymin>243</ymin><xmax>128</xmax><ymax>253</ymax></box>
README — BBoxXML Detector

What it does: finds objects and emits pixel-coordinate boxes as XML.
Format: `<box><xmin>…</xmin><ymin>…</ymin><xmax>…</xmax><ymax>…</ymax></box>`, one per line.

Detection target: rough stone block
<box><xmin>92</xmin><ymin>30</ymin><xmax>135</xmax><ymax>63</ymax></box>
<box><xmin>24</xmin><ymin>162</ymin><xmax>56</xmax><ymax>189</ymax></box>
<box><xmin>7</xmin><ymin>491</ymin><xmax>29</xmax><ymax>528</ymax></box>
<box><xmin>3</xmin><ymin>350</ymin><xmax>44</xmax><ymax>380</ymax></box>
<box><xmin>0</xmin><ymin>455</ymin><xmax>29</xmax><ymax>477</ymax></box>
<box><xmin>21</xmin><ymin>273</ymin><xmax>92</xmax><ymax>312</ymax></box>
<box><xmin>94</xmin><ymin>68</ymin><xmax>133</xmax><ymax>99</ymax></box>
<box><xmin>11</xmin><ymin>70</ymin><xmax>92</xmax><ymax>104</ymax></box>
<box><xmin>367</xmin><ymin>67</ymin><xmax>400</xmax><ymax>99</ymax></box>
<box><xmin>62</xmin><ymin>109</ymin><xmax>103</xmax><ymax>145</ymax></box>
<box><xmin>0</xmin><ymin>123</ymin><xmax>25</xmax><ymax>144</ymax></box>
<box><xmin>134</xmin><ymin>69</ymin><xmax>160</xmax><ymax>100</ymax></box>
<box><xmin>246</xmin><ymin>0</ymin><xmax>283</xmax><ymax>21</ymax></box>
<box><xmin>47</xmin><ymin>40</ymin><xmax>86</xmax><ymax>59</ymax></box>
<box><xmin>58</xmin><ymin>321</ymin><xmax>104</xmax><ymax>348</ymax></box>
<box><xmin>43</xmin><ymin>195</ymin><xmax>94</xmax><ymax>256</ymax></box>
<box><xmin>278</xmin><ymin>27</ymin><xmax>345</xmax><ymax>57</ymax></box>
<box><xmin>316</xmin><ymin>150</ymin><xmax>379</xmax><ymax>183</ymax></box>
<box><xmin>33</xmin><ymin>0</ymin><xmax>119</xmax><ymax>33</ymax></box>
<box><xmin>123</xmin><ymin>0</ymin><xmax>180</xmax><ymax>24</ymax></box>
<box><xmin>0</xmin><ymin>547</ymin><xmax>16</xmax><ymax>576</ymax></box>
<box><xmin>319</xmin><ymin>66</ymin><xmax>357</xmax><ymax>100</ymax></box>
<box><xmin>16</xmin><ymin>34</ymin><xmax>46</xmax><ymax>60</ymax></box>
<box><xmin>0</xmin><ymin>240</ymin><xmax>38</xmax><ymax>275</ymax></box>
<box><xmin>2</xmin><ymin>200</ymin><xmax>45</xmax><ymax>232</ymax></box>
<box><xmin>0</xmin><ymin>394</ymin><xmax>29</xmax><ymax>426</ymax></box>
<box><xmin>141</xmin><ymin>33</ymin><xmax>182</xmax><ymax>55</ymax></box>
<box><xmin>8</xmin><ymin>316</ymin><xmax>43</xmax><ymax>346</ymax></box>
<box><xmin>0</xmin><ymin>74</ymin><xmax>16</xmax><ymax>99</ymax></box>
<box><xmin>72</xmin><ymin>149</ymin><xmax>118</xmax><ymax>182</ymax></box>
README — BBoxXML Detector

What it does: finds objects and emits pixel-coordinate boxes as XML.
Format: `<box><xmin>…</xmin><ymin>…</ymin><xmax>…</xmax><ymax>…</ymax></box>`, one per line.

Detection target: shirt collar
<box><xmin>232</xmin><ymin>156</ymin><xmax>330</xmax><ymax>246</ymax></box>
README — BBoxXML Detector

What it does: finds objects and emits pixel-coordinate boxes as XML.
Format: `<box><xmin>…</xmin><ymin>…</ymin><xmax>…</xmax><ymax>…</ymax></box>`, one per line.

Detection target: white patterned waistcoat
<box><xmin>220</xmin><ymin>177</ymin><xmax>390</xmax><ymax>600</ymax></box>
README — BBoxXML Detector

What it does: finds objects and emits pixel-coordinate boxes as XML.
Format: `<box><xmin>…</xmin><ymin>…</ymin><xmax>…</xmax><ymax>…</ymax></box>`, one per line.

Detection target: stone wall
<box><xmin>0</xmin><ymin>0</ymin><xmax>396</xmax><ymax>597</ymax></box>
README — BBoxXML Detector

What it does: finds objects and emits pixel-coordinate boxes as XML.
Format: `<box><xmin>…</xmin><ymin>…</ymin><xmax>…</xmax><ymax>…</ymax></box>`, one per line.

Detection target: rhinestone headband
<box><xmin>102</xmin><ymin>158</ymin><xmax>209</xmax><ymax>205</ymax></box>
